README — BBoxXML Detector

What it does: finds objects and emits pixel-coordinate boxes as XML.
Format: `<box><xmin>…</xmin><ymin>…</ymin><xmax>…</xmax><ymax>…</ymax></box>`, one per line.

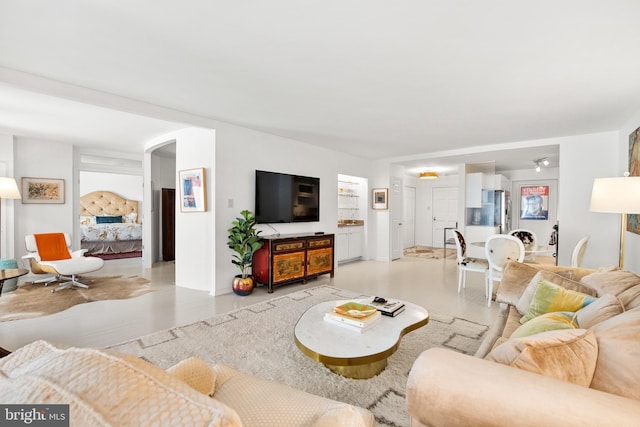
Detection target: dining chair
<box><xmin>452</xmin><ymin>230</ymin><xmax>489</xmax><ymax>294</ymax></box>
<box><xmin>508</xmin><ymin>229</ymin><xmax>537</xmax><ymax>261</ymax></box>
<box><xmin>571</xmin><ymin>235</ymin><xmax>590</xmax><ymax>267</ymax></box>
<box><xmin>485</xmin><ymin>234</ymin><xmax>525</xmax><ymax>307</ymax></box>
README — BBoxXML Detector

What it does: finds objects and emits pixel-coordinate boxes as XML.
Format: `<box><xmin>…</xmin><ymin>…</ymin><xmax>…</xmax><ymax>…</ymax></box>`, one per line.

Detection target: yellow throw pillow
<box><xmin>510</xmin><ymin>311</ymin><xmax>577</xmax><ymax>339</ymax></box>
<box><xmin>516</xmin><ymin>271</ymin><xmax>597</xmax><ymax>316</ymax></box>
<box><xmin>486</xmin><ymin>328</ymin><xmax>598</xmax><ymax>387</ymax></box>
<box><xmin>521</xmin><ymin>279</ymin><xmax>597</xmax><ymax>324</ymax></box>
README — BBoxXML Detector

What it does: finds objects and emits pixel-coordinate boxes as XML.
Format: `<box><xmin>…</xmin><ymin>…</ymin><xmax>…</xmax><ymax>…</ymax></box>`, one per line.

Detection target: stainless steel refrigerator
<box><xmin>493</xmin><ymin>190</ymin><xmax>511</xmax><ymax>234</ymax></box>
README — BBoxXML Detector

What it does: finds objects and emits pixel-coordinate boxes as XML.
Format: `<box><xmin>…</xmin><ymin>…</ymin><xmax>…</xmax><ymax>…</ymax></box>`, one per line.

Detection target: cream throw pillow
<box><xmin>575</xmin><ymin>294</ymin><xmax>624</xmax><ymax>329</ymax></box>
<box><xmin>486</xmin><ymin>328</ymin><xmax>598</xmax><ymax>387</ymax></box>
<box><xmin>0</xmin><ymin>340</ymin><xmax>241</xmax><ymax>426</ymax></box>
<box><xmin>590</xmin><ymin>308</ymin><xmax>640</xmax><ymax>400</ymax></box>
<box><xmin>166</xmin><ymin>356</ymin><xmax>216</xmax><ymax>396</ymax></box>
<box><xmin>580</xmin><ymin>268</ymin><xmax>640</xmax><ymax>310</ymax></box>
<box><xmin>516</xmin><ymin>271</ymin><xmax>597</xmax><ymax>316</ymax></box>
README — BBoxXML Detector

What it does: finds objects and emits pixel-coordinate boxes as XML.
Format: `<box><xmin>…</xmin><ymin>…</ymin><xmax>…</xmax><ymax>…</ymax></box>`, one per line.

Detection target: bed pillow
<box><xmin>510</xmin><ymin>311</ymin><xmax>577</xmax><ymax>339</ymax></box>
<box><xmin>80</xmin><ymin>216</ymin><xmax>96</xmax><ymax>225</ymax></box>
<box><xmin>520</xmin><ymin>279</ymin><xmax>596</xmax><ymax>324</ymax></box>
<box><xmin>123</xmin><ymin>212</ymin><xmax>138</xmax><ymax>224</ymax></box>
<box><xmin>96</xmin><ymin>215</ymin><xmax>123</xmax><ymax>224</ymax></box>
<box><xmin>486</xmin><ymin>328</ymin><xmax>598</xmax><ymax>386</ymax></box>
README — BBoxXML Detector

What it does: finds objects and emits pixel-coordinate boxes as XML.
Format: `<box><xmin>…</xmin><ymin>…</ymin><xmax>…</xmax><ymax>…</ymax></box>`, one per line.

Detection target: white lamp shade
<box><xmin>590</xmin><ymin>177</ymin><xmax>640</xmax><ymax>214</ymax></box>
<box><xmin>0</xmin><ymin>177</ymin><xmax>21</xmax><ymax>199</ymax></box>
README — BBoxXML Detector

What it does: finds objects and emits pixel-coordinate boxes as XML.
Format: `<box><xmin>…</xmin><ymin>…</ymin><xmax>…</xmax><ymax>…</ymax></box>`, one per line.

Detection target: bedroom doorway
<box><xmin>78</xmin><ymin>171</ymin><xmax>144</xmax><ymax>260</ymax></box>
<box><xmin>75</xmin><ymin>149</ymin><xmax>144</xmax><ymax>261</ymax></box>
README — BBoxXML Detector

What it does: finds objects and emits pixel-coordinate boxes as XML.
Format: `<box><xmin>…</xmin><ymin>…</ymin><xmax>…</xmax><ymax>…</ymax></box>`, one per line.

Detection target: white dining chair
<box><xmin>485</xmin><ymin>234</ymin><xmax>525</xmax><ymax>307</ymax></box>
<box><xmin>508</xmin><ymin>229</ymin><xmax>537</xmax><ymax>262</ymax></box>
<box><xmin>453</xmin><ymin>230</ymin><xmax>489</xmax><ymax>294</ymax></box>
<box><xmin>571</xmin><ymin>235</ymin><xmax>590</xmax><ymax>267</ymax></box>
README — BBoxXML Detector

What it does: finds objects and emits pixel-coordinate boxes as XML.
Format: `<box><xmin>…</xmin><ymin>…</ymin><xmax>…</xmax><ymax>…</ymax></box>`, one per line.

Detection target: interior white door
<box><xmin>390</xmin><ymin>177</ymin><xmax>403</xmax><ymax>260</ymax></box>
<box><xmin>403</xmin><ymin>186</ymin><xmax>416</xmax><ymax>249</ymax></box>
<box><xmin>432</xmin><ymin>187</ymin><xmax>459</xmax><ymax>248</ymax></box>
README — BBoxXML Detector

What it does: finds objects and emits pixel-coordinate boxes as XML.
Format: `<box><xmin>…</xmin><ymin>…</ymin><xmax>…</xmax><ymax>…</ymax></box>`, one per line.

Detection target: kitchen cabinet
<box><xmin>337</xmin><ymin>225</ymin><xmax>363</xmax><ymax>263</ymax></box>
<box><xmin>466</xmin><ymin>173</ymin><xmax>493</xmax><ymax>207</ymax></box>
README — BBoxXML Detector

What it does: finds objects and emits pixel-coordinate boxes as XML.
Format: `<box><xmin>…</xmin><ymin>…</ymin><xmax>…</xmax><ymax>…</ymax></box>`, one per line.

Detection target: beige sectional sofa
<box><xmin>407</xmin><ymin>262</ymin><xmax>640</xmax><ymax>427</ymax></box>
<box><xmin>0</xmin><ymin>340</ymin><xmax>374</xmax><ymax>426</ymax></box>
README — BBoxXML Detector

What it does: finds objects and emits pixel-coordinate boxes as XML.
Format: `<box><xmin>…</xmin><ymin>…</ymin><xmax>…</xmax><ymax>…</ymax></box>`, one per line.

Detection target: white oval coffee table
<box><xmin>294</xmin><ymin>299</ymin><xmax>429</xmax><ymax>379</ymax></box>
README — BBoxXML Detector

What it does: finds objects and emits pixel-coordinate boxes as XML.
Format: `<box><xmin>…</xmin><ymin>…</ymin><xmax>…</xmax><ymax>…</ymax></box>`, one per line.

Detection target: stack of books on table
<box><xmin>323</xmin><ymin>301</ymin><xmax>382</xmax><ymax>333</ymax></box>
<box><xmin>370</xmin><ymin>298</ymin><xmax>405</xmax><ymax>317</ymax></box>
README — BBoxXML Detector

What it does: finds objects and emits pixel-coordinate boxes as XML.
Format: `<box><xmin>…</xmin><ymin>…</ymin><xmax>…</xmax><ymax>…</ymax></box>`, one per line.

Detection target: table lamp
<box><xmin>0</xmin><ymin>177</ymin><xmax>21</xmax><ymax>258</ymax></box>
<box><xmin>589</xmin><ymin>175</ymin><xmax>640</xmax><ymax>268</ymax></box>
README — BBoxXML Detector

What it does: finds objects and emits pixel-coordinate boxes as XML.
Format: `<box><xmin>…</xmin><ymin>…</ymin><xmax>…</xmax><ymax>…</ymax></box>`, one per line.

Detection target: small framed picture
<box><xmin>179</xmin><ymin>168</ymin><xmax>207</xmax><ymax>212</ymax></box>
<box><xmin>21</xmin><ymin>177</ymin><xmax>65</xmax><ymax>204</ymax></box>
<box><xmin>372</xmin><ymin>188</ymin><xmax>388</xmax><ymax>210</ymax></box>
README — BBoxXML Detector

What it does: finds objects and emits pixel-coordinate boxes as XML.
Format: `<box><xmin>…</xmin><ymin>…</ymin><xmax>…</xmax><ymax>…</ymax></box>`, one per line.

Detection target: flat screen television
<box><xmin>255</xmin><ymin>170</ymin><xmax>320</xmax><ymax>223</ymax></box>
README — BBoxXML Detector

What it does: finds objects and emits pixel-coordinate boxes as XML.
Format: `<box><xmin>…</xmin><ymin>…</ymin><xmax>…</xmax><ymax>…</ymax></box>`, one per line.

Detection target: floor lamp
<box><xmin>0</xmin><ymin>177</ymin><xmax>21</xmax><ymax>259</ymax></box>
<box><xmin>590</xmin><ymin>176</ymin><xmax>640</xmax><ymax>268</ymax></box>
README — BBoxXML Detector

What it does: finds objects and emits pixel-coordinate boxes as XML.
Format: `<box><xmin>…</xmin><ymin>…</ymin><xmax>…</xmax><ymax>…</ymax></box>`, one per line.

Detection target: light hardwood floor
<box><xmin>0</xmin><ymin>254</ymin><xmax>500</xmax><ymax>352</ymax></box>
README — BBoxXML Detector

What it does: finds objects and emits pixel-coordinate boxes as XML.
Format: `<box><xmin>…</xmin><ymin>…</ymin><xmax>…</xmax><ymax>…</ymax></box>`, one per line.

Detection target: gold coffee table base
<box><xmin>325</xmin><ymin>358</ymin><xmax>388</xmax><ymax>379</ymax></box>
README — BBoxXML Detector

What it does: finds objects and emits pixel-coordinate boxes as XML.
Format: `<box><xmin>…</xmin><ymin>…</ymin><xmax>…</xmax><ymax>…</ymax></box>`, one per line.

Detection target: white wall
<box><xmin>0</xmin><ymin>134</ymin><xmax>18</xmax><ymax>258</ymax></box>
<box><xmin>79</xmin><ymin>171</ymin><xmax>143</xmax><ymax>203</ymax></box>
<box><xmin>214</xmin><ymin>121</ymin><xmax>371</xmax><ymax>295</ymax></box>
<box><xmin>558</xmin><ymin>131</ymin><xmax>620</xmax><ymax>268</ymax></box>
<box><xmin>369</xmin><ymin>160</ymin><xmax>391</xmax><ymax>261</ymax></box>
<box><xmin>13</xmin><ymin>138</ymin><xmax>74</xmax><ymax>258</ymax></box>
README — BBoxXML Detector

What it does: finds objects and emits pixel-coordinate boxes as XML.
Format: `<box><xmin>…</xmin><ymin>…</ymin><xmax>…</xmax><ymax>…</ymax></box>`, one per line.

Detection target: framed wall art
<box><xmin>21</xmin><ymin>177</ymin><xmax>65</xmax><ymax>204</ymax></box>
<box><xmin>179</xmin><ymin>168</ymin><xmax>207</xmax><ymax>212</ymax></box>
<box><xmin>372</xmin><ymin>188</ymin><xmax>388</xmax><ymax>210</ymax></box>
<box><xmin>520</xmin><ymin>185</ymin><xmax>549</xmax><ymax>220</ymax></box>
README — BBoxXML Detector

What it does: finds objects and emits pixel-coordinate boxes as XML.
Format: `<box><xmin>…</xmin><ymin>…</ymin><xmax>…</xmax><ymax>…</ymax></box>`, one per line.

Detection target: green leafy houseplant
<box><xmin>227</xmin><ymin>210</ymin><xmax>263</xmax><ymax>279</ymax></box>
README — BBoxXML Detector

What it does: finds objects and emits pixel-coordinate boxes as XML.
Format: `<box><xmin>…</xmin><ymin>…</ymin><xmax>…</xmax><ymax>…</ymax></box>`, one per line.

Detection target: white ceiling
<box><xmin>0</xmin><ymin>1</ymin><xmax>638</xmax><ymax>171</ymax></box>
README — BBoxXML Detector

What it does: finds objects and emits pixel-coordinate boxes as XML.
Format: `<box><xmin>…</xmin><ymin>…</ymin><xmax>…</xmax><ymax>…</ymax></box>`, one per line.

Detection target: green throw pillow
<box><xmin>511</xmin><ymin>311</ymin><xmax>577</xmax><ymax>338</ymax></box>
<box><xmin>520</xmin><ymin>279</ymin><xmax>596</xmax><ymax>324</ymax></box>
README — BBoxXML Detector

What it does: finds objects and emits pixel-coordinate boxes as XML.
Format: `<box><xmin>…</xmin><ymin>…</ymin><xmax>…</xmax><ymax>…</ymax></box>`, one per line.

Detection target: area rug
<box><xmin>403</xmin><ymin>245</ymin><xmax>456</xmax><ymax>259</ymax></box>
<box><xmin>0</xmin><ymin>275</ymin><xmax>154</xmax><ymax>322</ymax></box>
<box><xmin>109</xmin><ymin>285</ymin><xmax>488</xmax><ymax>427</ymax></box>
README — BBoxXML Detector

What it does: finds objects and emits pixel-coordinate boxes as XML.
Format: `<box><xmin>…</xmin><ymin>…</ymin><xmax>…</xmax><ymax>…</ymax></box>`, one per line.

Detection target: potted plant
<box><xmin>227</xmin><ymin>210</ymin><xmax>263</xmax><ymax>295</ymax></box>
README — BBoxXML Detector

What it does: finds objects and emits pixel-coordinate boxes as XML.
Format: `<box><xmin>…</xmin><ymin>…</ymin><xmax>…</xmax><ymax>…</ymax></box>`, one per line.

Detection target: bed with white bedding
<box><xmin>79</xmin><ymin>191</ymin><xmax>143</xmax><ymax>255</ymax></box>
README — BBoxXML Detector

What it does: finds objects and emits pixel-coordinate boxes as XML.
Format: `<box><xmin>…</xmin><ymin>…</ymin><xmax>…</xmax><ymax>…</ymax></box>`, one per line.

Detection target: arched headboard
<box><xmin>80</xmin><ymin>191</ymin><xmax>139</xmax><ymax>222</ymax></box>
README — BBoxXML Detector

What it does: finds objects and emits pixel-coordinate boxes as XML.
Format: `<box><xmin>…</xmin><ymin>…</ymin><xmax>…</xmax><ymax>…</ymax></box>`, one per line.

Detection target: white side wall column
<box><xmin>0</xmin><ymin>134</ymin><xmax>17</xmax><ymax>258</ymax></box>
<box><xmin>145</xmin><ymin>128</ymin><xmax>216</xmax><ymax>293</ymax></box>
<box><xmin>558</xmin><ymin>132</ymin><xmax>619</xmax><ymax>267</ymax></box>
